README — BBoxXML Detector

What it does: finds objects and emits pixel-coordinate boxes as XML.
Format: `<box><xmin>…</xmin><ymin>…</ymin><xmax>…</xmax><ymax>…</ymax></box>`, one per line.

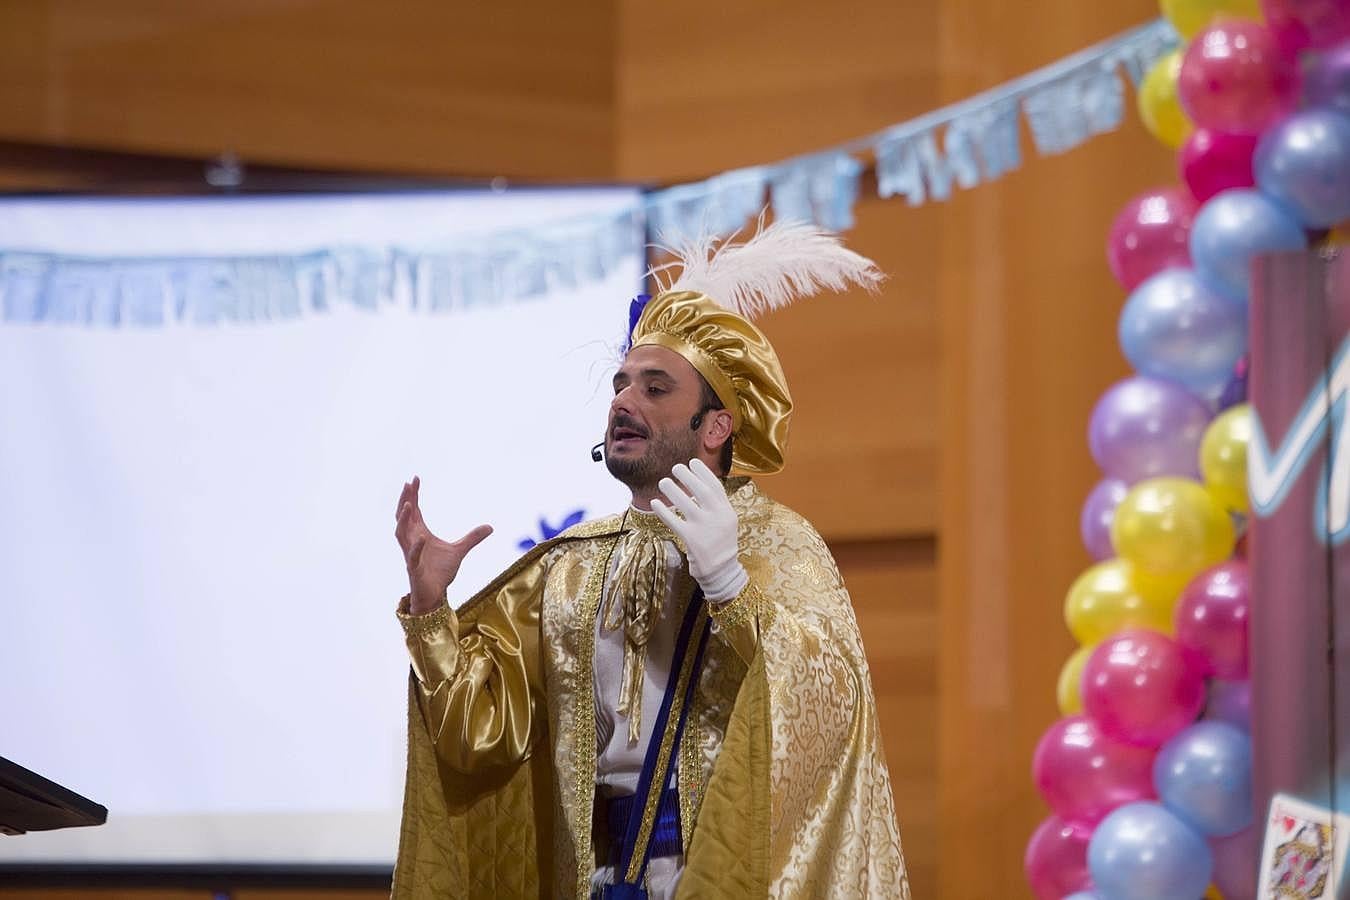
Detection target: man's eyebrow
<box><xmin>613</xmin><ymin>367</ymin><xmax>675</xmax><ymax>386</ymax></box>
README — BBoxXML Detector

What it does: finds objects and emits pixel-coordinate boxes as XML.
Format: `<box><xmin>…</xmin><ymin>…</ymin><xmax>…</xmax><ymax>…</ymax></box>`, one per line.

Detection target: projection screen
<box><xmin>0</xmin><ymin>188</ymin><xmax>642</xmax><ymax>867</ymax></box>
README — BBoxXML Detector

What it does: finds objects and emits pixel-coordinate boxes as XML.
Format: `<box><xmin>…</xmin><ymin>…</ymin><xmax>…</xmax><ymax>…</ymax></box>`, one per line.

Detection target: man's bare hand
<box><xmin>394</xmin><ymin>476</ymin><xmax>492</xmax><ymax>614</ymax></box>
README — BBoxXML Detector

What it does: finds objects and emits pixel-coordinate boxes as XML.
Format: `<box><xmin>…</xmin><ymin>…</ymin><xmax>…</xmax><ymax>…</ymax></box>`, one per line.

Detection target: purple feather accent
<box><xmin>624</xmin><ymin>294</ymin><xmax>652</xmax><ymax>351</ymax></box>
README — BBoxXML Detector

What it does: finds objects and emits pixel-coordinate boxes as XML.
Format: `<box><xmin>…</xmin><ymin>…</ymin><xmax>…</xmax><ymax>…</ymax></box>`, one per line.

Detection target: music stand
<box><xmin>0</xmin><ymin>756</ymin><xmax>106</xmax><ymax>835</ymax></box>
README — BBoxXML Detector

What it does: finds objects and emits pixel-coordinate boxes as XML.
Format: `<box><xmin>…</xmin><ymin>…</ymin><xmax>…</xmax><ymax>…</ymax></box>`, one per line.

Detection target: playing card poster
<box><xmin>1249</xmin><ymin>247</ymin><xmax>1350</xmax><ymax>898</ymax></box>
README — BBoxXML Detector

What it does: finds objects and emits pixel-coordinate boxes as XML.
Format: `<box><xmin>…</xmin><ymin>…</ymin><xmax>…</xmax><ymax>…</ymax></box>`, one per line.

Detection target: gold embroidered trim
<box><xmin>708</xmin><ymin>578</ymin><xmax>767</xmax><ymax>632</ymax></box>
<box><xmin>624</xmin><ymin>601</ymin><xmax>710</xmax><ymax>886</ymax></box>
<box><xmin>678</xmin><ymin>671</ymin><xmax>704</xmax><ymax>850</ymax></box>
<box><xmin>450</xmin><ymin>515</ymin><xmax>623</xmax><ymax>623</ymax></box>
<box><xmin>394</xmin><ymin>596</ymin><xmax>454</xmax><ymax>638</ymax></box>
<box><xmin>558</xmin><ymin>514</ymin><xmax>625</xmax><ymax>541</ymax></box>
<box><xmin>573</xmin><ymin>534</ymin><xmax>621</xmax><ymax>899</ymax></box>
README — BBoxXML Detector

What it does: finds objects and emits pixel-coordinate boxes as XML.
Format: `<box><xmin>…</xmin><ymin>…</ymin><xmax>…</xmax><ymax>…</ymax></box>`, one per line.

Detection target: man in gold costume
<box><xmin>390</xmin><ymin>222</ymin><xmax>909</xmax><ymax>899</ymax></box>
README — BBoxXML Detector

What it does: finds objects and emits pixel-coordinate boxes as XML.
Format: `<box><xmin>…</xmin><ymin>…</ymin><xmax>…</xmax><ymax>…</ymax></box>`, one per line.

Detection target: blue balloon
<box><xmin>1154</xmin><ymin>721</ymin><xmax>1254</xmax><ymax>837</ymax></box>
<box><xmin>1255</xmin><ymin>109</ymin><xmax>1350</xmax><ymax>229</ymax></box>
<box><xmin>1064</xmin><ymin>893</ymin><xmax>1101</xmax><ymax>900</ymax></box>
<box><xmin>1088</xmin><ymin>801</ymin><xmax>1212</xmax><ymax>900</ymax></box>
<box><xmin>1119</xmin><ymin>268</ymin><xmax>1247</xmax><ymax>395</ymax></box>
<box><xmin>1189</xmin><ymin>188</ymin><xmax>1308</xmax><ymax>303</ymax></box>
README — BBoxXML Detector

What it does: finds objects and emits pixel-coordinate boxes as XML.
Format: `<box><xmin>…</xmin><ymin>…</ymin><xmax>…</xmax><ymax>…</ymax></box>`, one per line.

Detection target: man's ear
<box><xmin>705</xmin><ymin>409</ymin><xmax>734</xmax><ymax>447</ymax></box>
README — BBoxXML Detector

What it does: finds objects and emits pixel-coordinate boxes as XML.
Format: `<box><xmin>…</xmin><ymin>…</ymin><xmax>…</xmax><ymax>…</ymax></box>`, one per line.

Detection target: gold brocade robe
<box><xmin>392</xmin><ymin>479</ymin><xmax>909</xmax><ymax>899</ymax></box>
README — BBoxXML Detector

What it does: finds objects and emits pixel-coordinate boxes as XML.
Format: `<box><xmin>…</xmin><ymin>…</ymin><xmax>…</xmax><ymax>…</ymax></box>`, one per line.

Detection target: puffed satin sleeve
<box><xmin>395</xmin><ymin>553</ymin><xmax>549</xmax><ymax>774</ymax></box>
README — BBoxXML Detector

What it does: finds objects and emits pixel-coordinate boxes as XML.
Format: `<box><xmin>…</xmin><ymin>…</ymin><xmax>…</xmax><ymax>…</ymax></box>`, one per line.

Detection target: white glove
<box><xmin>651</xmin><ymin>458</ymin><xmax>748</xmax><ymax>602</ymax></box>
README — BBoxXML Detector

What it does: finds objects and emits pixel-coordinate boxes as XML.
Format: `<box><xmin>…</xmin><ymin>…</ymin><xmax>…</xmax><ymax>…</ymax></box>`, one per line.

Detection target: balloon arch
<box><xmin>1024</xmin><ymin>0</ymin><xmax>1350</xmax><ymax>898</ymax></box>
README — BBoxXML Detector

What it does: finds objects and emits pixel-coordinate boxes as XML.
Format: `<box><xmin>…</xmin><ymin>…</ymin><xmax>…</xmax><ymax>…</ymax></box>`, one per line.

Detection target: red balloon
<box><xmin>1033</xmin><ymin>715</ymin><xmax>1159</xmax><ymax>826</ymax></box>
<box><xmin>1106</xmin><ymin>187</ymin><xmax>1198</xmax><ymax>291</ymax></box>
<box><xmin>1175</xmin><ymin>560</ymin><xmax>1251</xmax><ymax>679</ymax></box>
<box><xmin>1262</xmin><ymin>0</ymin><xmax>1350</xmax><ymax>52</ymax></box>
<box><xmin>1179</xmin><ymin>129</ymin><xmax>1259</xmax><ymax>204</ymax></box>
<box><xmin>1024</xmin><ymin>814</ymin><xmax>1093</xmax><ymax>900</ymax></box>
<box><xmin>1178</xmin><ymin>20</ymin><xmax>1302</xmax><ymax>134</ymax></box>
<box><xmin>1082</xmin><ymin>628</ymin><xmax>1207</xmax><ymax>747</ymax></box>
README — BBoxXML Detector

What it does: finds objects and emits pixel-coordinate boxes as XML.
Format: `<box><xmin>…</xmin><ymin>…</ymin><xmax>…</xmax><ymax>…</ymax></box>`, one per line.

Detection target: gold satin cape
<box><xmin>392</xmin><ymin>480</ymin><xmax>909</xmax><ymax>899</ymax></box>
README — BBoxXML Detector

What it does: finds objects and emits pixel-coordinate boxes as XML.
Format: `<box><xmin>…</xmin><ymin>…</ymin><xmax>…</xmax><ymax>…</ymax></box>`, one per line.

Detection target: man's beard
<box><xmin>605</xmin><ymin>420</ymin><xmax>702</xmax><ymax>494</ymax></box>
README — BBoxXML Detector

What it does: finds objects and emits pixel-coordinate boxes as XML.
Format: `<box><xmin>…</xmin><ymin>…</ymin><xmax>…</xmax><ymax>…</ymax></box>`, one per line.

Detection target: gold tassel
<box><xmin>601</xmin><ymin>524</ymin><xmax>669</xmax><ymax>744</ymax></box>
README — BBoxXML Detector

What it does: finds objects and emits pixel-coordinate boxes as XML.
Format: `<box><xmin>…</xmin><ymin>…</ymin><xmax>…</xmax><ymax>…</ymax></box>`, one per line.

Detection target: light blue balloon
<box><xmin>1118</xmin><ymin>268</ymin><xmax>1247</xmax><ymax>395</ymax></box>
<box><xmin>1154</xmin><ymin>721</ymin><xmax>1254</xmax><ymax>837</ymax></box>
<box><xmin>1064</xmin><ymin>893</ymin><xmax>1101</xmax><ymax>900</ymax></box>
<box><xmin>1255</xmin><ymin>109</ymin><xmax>1350</xmax><ymax>229</ymax></box>
<box><xmin>1088</xmin><ymin>801</ymin><xmax>1212</xmax><ymax>900</ymax></box>
<box><xmin>1189</xmin><ymin>188</ymin><xmax>1309</xmax><ymax>303</ymax></box>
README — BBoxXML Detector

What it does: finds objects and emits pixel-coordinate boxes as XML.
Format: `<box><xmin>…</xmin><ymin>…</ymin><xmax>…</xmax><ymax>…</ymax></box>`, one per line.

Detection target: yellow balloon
<box><xmin>1056</xmin><ymin>644</ymin><xmax>1094</xmax><ymax>715</ymax></box>
<box><xmin>1205</xmin><ymin>883</ymin><xmax>1225</xmax><ymax>900</ymax></box>
<box><xmin>1111</xmin><ymin>477</ymin><xmax>1236</xmax><ymax>578</ymax></box>
<box><xmin>1138</xmin><ymin>50</ymin><xmax>1193</xmax><ymax>149</ymax></box>
<box><xmin>1064</xmin><ymin>558</ymin><xmax>1179</xmax><ymax>645</ymax></box>
<box><xmin>1201</xmin><ymin>403</ymin><xmax>1252</xmax><ymax>514</ymax></box>
<box><xmin>1160</xmin><ymin>0</ymin><xmax>1262</xmax><ymax>38</ymax></box>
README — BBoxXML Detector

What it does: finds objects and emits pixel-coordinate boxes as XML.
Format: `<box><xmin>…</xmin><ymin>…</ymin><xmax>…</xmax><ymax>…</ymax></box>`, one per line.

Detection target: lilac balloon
<box><xmin>1305</xmin><ymin>37</ymin><xmax>1350</xmax><ymax>115</ymax></box>
<box><xmin>1255</xmin><ymin>108</ymin><xmax>1350</xmax><ymax>228</ymax></box>
<box><xmin>1034</xmin><ymin>715</ymin><xmax>1160</xmax><ymax>827</ymax></box>
<box><xmin>1119</xmin><ymin>268</ymin><xmax>1250</xmax><ymax>394</ymax></box>
<box><xmin>1211</xmin><ymin>825</ymin><xmax>1259</xmax><ymax>900</ymax></box>
<box><xmin>1088</xmin><ymin>376</ymin><xmax>1213</xmax><ymax>483</ymax></box>
<box><xmin>1205</xmin><ymin>678</ymin><xmax>1252</xmax><ymax>732</ymax></box>
<box><xmin>1081</xmin><ymin>478</ymin><xmax>1130</xmax><ymax>560</ymax></box>
<box><xmin>1217</xmin><ymin>356</ymin><xmax>1249</xmax><ymax>411</ymax></box>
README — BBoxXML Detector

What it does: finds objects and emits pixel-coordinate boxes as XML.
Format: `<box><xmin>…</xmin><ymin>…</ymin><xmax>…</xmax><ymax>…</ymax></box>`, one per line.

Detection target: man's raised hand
<box><xmin>394</xmin><ymin>476</ymin><xmax>493</xmax><ymax>614</ymax></box>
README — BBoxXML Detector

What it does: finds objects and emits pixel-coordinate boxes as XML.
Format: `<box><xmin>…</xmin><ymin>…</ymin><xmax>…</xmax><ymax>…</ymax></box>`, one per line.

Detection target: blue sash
<box><xmin>598</xmin><ymin>588</ymin><xmax>711</xmax><ymax>900</ymax></box>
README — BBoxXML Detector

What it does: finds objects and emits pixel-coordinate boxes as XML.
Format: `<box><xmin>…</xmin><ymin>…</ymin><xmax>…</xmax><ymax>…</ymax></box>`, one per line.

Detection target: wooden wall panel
<box><xmin>934</xmin><ymin>1</ymin><xmax>1176</xmax><ymax>897</ymax></box>
<box><xmin>837</xmin><ymin>538</ymin><xmax>939</xmax><ymax>900</ymax></box>
<box><xmin>614</xmin><ymin>0</ymin><xmax>941</xmax><ymax>182</ymax></box>
<box><xmin>745</xmin><ymin>194</ymin><xmax>943</xmax><ymax>539</ymax></box>
<box><xmin>0</xmin><ymin>2</ymin><xmax>616</xmax><ymax>179</ymax></box>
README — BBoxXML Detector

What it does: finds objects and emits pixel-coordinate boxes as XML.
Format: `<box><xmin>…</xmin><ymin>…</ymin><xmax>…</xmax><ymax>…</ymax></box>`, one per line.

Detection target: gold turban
<box><xmin>629</xmin><ymin>290</ymin><xmax>792</xmax><ymax>475</ymax></box>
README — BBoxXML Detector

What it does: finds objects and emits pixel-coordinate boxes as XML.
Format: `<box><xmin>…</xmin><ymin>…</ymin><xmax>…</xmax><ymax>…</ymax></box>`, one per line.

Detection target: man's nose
<box><xmin>610</xmin><ymin>385</ymin><xmax>635</xmax><ymax>416</ymax></box>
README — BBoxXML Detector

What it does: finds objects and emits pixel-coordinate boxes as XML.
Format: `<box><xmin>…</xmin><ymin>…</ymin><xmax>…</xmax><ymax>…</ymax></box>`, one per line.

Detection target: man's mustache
<box><xmin>609</xmin><ymin>415</ymin><xmax>650</xmax><ymax>438</ymax></box>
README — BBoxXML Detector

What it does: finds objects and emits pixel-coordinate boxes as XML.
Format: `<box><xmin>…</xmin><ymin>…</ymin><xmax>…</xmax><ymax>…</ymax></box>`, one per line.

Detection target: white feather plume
<box><xmin>649</xmin><ymin>217</ymin><xmax>884</xmax><ymax>319</ymax></box>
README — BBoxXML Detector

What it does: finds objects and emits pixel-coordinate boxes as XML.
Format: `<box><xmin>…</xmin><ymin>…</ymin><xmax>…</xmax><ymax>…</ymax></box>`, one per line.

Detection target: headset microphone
<box><xmin>590</xmin><ymin>441</ymin><xmax>605</xmax><ymax>462</ymax></box>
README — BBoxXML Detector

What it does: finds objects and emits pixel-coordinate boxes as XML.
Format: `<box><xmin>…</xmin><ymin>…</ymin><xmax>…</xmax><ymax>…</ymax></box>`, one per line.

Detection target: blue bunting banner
<box><xmin>0</xmin><ymin>209</ymin><xmax>643</xmax><ymax>327</ymax></box>
<box><xmin>0</xmin><ymin>19</ymin><xmax>1176</xmax><ymax>328</ymax></box>
<box><xmin>656</xmin><ymin>18</ymin><xmax>1176</xmax><ymax>233</ymax></box>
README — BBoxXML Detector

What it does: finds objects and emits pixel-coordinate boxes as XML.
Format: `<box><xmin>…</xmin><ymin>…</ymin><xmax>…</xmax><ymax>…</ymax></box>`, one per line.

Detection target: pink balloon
<box><xmin>1025</xmin><ymin>814</ymin><xmax>1094</xmax><ymax>900</ymax></box>
<box><xmin>1106</xmin><ymin>187</ymin><xmax>1198</xmax><ymax>291</ymax></box>
<box><xmin>1211</xmin><ymin>824</ymin><xmax>1260</xmax><ymax>900</ymax></box>
<box><xmin>1175</xmin><ymin>560</ymin><xmax>1251</xmax><ymax>679</ymax></box>
<box><xmin>1083</xmin><ymin>628</ymin><xmax>1207</xmax><ymax>747</ymax></box>
<box><xmin>1033</xmin><ymin>715</ymin><xmax>1159</xmax><ymax>827</ymax></box>
<box><xmin>1262</xmin><ymin>0</ymin><xmax>1350</xmax><ymax>52</ymax></box>
<box><xmin>1179</xmin><ymin>20</ymin><xmax>1302</xmax><ymax>134</ymax></box>
<box><xmin>1179</xmin><ymin>129</ymin><xmax>1259</xmax><ymax>204</ymax></box>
